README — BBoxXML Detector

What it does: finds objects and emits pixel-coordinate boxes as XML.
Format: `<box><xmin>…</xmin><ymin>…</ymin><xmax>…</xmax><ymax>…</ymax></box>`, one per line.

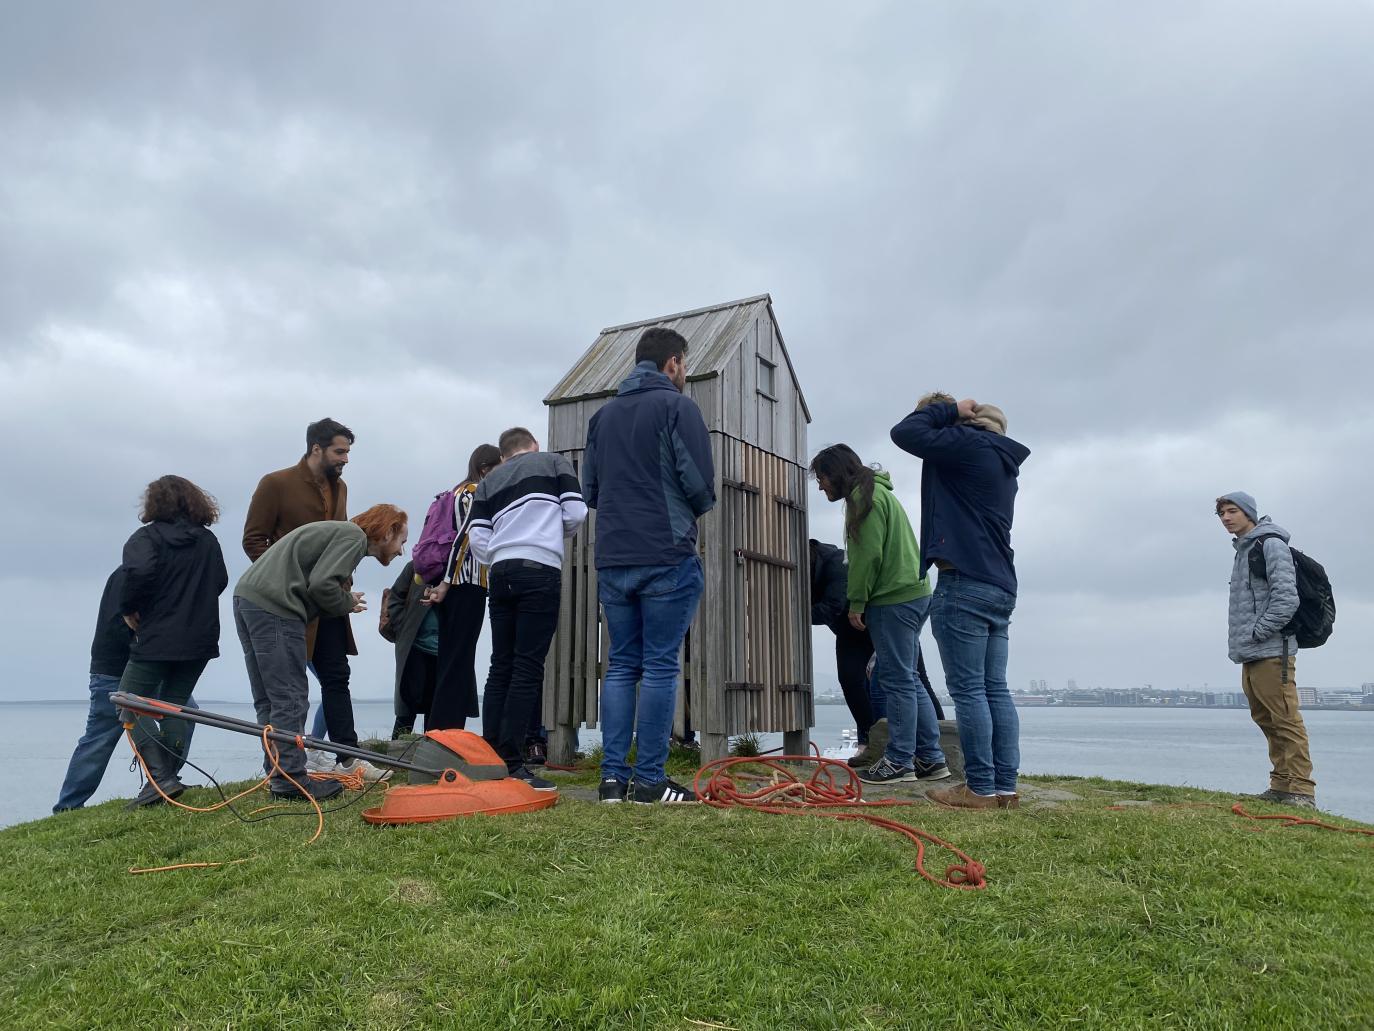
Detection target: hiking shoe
<box><xmin>928</xmin><ymin>783</ymin><xmax>999</xmax><ymax>810</ymax></box>
<box><xmin>272</xmin><ymin>777</ymin><xmax>344</xmax><ymax>802</ymax></box>
<box><xmin>630</xmin><ymin>777</ymin><xmax>698</xmax><ymax>804</ymax></box>
<box><xmin>598</xmin><ymin>778</ymin><xmax>628</xmax><ymax>804</ymax></box>
<box><xmin>334</xmin><ymin>757</ymin><xmax>392</xmax><ymax>783</ymax></box>
<box><xmin>865</xmin><ymin>719</ymin><xmax>891</xmax><ymax>761</ymax></box>
<box><xmin>914</xmin><ymin>758</ymin><xmax>952</xmax><ymax>781</ymax></box>
<box><xmin>525</xmin><ymin>740</ymin><xmax>548</xmax><ymax>767</ymax></box>
<box><xmin>126</xmin><ymin>776</ymin><xmax>186</xmax><ymax>810</ymax></box>
<box><xmin>847</xmin><ymin>741</ymin><xmax>877</xmax><ymax>768</ymax></box>
<box><xmin>1243</xmin><ymin>789</ymin><xmax>1290</xmax><ymax>803</ymax></box>
<box><xmin>857</xmin><ymin>756</ymin><xmax>916</xmax><ymax>785</ymax></box>
<box><xmin>510</xmin><ymin>766</ymin><xmax>558</xmax><ymax>793</ymax></box>
<box><xmin>996</xmin><ymin>793</ymin><xmax>1021</xmax><ymax>810</ymax></box>
<box><xmin>1274</xmin><ymin>791</ymin><xmax>1317</xmax><ymax>809</ymax></box>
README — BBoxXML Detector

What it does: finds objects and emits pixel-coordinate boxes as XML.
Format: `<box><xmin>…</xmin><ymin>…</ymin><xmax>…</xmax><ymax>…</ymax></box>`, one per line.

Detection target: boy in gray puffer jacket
<box><xmin>1216</xmin><ymin>491</ymin><xmax>1315</xmax><ymax>808</ymax></box>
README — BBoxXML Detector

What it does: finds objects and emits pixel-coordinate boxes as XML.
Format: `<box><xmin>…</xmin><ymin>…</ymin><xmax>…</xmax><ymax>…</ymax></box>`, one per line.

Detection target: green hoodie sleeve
<box><xmin>307</xmin><ymin>531</ymin><xmax>368</xmax><ymax>618</ymax></box>
<box><xmin>845</xmin><ymin>492</ymin><xmax>888</xmax><ymax>614</ymax></box>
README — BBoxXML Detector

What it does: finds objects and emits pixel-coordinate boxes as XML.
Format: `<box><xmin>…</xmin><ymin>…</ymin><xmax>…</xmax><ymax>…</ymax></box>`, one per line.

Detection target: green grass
<box><xmin>2</xmin><ymin>766</ymin><xmax>1371</xmax><ymax>1030</ymax></box>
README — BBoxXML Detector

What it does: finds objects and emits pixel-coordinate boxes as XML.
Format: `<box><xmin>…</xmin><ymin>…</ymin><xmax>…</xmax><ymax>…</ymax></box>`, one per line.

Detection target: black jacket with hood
<box><xmin>119</xmin><ymin>520</ymin><xmax>229</xmax><ymax>662</ymax></box>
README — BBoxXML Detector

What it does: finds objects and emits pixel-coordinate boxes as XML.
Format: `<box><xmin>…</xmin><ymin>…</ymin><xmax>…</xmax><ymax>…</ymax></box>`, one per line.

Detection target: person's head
<box><xmin>916</xmin><ymin>391</ymin><xmax>956</xmax><ymax>410</ymax></box>
<box><xmin>139</xmin><ymin>475</ymin><xmax>220</xmax><ymax>527</ymax></box>
<box><xmin>1216</xmin><ymin>492</ymin><xmax>1259</xmax><ymax>536</ymax></box>
<box><xmin>808</xmin><ymin>444</ymin><xmax>876</xmax><ymax>542</ymax></box>
<box><xmin>635</xmin><ymin>327</ymin><xmax>689</xmax><ymax>391</ymax></box>
<box><xmin>498</xmin><ymin>426</ymin><xmax>538</xmax><ymax>459</ymax></box>
<box><xmin>304</xmin><ymin>418</ymin><xmax>354</xmax><ymax>481</ymax></box>
<box><xmin>352</xmin><ymin>503</ymin><xmax>408</xmax><ymax>565</ymax></box>
<box><xmin>465</xmin><ymin>443</ymin><xmax>502</xmax><ymax>485</ymax></box>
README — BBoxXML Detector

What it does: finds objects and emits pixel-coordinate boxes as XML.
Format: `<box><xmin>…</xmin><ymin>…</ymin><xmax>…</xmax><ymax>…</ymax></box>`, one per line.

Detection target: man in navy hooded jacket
<box><xmin>890</xmin><ymin>394</ymin><xmax>1030</xmax><ymax>810</ymax></box>
<box><xmin>582</xmin><ymin>327</ymin><xmax>716</xmax><ymax>805</ymax></box>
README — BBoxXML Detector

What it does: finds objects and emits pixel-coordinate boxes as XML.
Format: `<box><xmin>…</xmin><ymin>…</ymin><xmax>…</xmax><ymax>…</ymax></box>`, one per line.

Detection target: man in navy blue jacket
<box><xmin>582</xmin><ymin>327</ymin><xmax>716</xmax><ymax>804</ymax></box>
<box><xmin>890</xmin><ymin>394</ymin><xmax>1030</xmax><ymax>810</ymax></box>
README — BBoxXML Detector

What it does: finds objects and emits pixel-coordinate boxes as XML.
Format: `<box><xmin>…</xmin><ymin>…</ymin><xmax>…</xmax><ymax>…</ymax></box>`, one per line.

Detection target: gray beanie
<box><xmin>1216</xmin><ymin>491</ymin><xmax>1258</xmax><ymax>523</ymax></box>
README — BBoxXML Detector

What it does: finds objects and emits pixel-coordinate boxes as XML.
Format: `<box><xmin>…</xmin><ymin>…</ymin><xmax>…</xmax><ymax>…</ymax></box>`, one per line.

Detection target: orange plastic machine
<box><xmin>110</xmin><ymin>692</ymin><xmax>558</xmax><ymax>824</ymax></box>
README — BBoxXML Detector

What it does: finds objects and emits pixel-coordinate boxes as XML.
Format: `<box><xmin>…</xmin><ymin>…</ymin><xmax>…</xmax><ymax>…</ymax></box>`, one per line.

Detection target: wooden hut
<box><xmin>541</xmin><ymin>294</ymin><xmax>814</xmax><ymax>764</ymax></box>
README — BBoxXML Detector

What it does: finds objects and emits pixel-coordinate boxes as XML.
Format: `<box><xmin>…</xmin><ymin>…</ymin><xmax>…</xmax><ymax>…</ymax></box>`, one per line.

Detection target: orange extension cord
<box><xmin>123</xmin><ymin>723</ymin><xmax>374</xmax><ymax>873</ymax></box>
<box><xmin>693</xmin><ymin>753</ymin><xmax>989</xmax><ymax>891</ymax></box>
<box><xmin>1108</xmin><ymin>800</ymin><xmax>1374</xmax><ymax>838</ymax></box>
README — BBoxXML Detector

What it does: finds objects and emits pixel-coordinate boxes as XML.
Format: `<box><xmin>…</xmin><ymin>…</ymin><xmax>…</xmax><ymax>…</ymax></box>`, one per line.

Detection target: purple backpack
<box><xmin>413</xmin><ymin>487</ymin><xmax>462</xmax><ymax>584</ymax></box>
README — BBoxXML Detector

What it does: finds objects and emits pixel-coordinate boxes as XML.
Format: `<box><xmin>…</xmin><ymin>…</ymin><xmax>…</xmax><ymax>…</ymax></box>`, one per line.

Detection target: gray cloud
<box><xmin>3</xmin><ymin>2</ymin><xmax>1373</xmax><ymax>708</ymax></box>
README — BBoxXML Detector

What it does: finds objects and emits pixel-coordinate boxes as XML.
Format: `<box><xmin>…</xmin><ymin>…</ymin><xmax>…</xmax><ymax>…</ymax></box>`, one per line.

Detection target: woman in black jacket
<box><xmin>118</xmin><ymin>475</ymin><xmax>228</xmax><ymax>807</ymax></box>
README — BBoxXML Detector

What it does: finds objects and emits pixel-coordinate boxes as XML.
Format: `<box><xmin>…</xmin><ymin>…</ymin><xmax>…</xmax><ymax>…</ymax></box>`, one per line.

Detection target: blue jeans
<box><xmin>865</xmin><ymin>596</ymin><xmax>943</xmax><ymax>768</ymax></box>
<box><xmin>53</xmin><ymin>673</ymin><xmax>199</xmax><ymax>812</ymax></box>
<box><xmin>931</xmin><ymin>572</ymin><xmax>1019</xmax><ymax>794</ymax></box>
<box><xmin>599</xmin><ymin>555</ymin><xmax>704</xmax><ymax>786</ymax></box>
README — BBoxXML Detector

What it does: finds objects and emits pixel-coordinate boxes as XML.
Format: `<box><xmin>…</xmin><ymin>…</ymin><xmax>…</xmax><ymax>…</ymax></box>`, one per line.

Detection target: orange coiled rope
<box><xmin>694</xmin><ymin>753</ymin><xmax>988</xmax><ymax>891</ymax></box>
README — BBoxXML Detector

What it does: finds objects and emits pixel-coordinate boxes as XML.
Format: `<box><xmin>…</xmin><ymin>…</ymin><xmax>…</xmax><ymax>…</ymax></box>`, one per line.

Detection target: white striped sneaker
<box><xmin>629</xmin><ymin>777</ymin><xmax>698</xmax><ymax>805</ymax></box>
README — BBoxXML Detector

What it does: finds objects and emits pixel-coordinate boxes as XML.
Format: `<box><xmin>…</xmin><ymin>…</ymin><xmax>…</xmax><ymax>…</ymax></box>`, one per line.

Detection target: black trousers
<box><xmin>835</xmin><ymin>626</ymin><xmax>876</xmax><ymax>741</ymax></box>
<box><xmin>312</xmin><ymin>614</ymin><xmax>358</xmax><ymax>752</ymax></box>
<box><xmin>482</xmin><ymin>560</ymin><xmax>561</xmax><ymax>770</ymax></box>
<box><xmin>395</xmin><ymin>647</ymin><xmax>438</xmax><ymax>734</ymax></box>
<box><xmin>431</xmin><ymin>582</ymin><xmax>487</xmax><ymax>730</ymax></box>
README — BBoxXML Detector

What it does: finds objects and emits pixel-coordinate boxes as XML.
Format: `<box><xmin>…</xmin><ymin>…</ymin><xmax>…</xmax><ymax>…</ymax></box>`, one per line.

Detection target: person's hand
<box><xmin>350</xmin><ymin>591</ymin><xmax>367</xmax><ymax>613</ymax></box>
<box><xmin>123</xmin><ymin>613</ymin><xmax>140</xmax><ymax>631</ymax></box>
<box><xmin>848</xmin><ymin>611</ymin><xmax>866</xmax><ymax>631</ymax></box>
<box><xmin>422</xmin><ymin>582</ymin><xmax>450</xmax><ymax>606</ymax></box>
<box><xmin>956</xmin><ymin>398</ymin><xmax>978</xmax><ymax>419</ymax></box>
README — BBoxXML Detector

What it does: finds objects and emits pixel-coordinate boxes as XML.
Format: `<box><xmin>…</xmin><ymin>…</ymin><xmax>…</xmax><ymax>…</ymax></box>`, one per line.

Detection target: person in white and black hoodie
<box><xmin>467</xmin><ymin>427</ymin><xmax>587</xmax><ymax>790</ymax></box>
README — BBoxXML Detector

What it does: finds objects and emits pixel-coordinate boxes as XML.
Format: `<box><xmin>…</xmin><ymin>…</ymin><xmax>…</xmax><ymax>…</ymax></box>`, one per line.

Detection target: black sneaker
<box><xmin>858</xmin><ymin>756</ymin><xmax>916</xmax><ymax>785</ymax></box>
<box><xmin>630</xmin><ymin>777</ymin><xmax>697</xmax><ymax>804</ymax></box>
<box><xmin>126</xmin><ymin>776</ymin><xmax>187</xmax><ymax>810</ymax></box>
<box><xmin>525</xmin><ymin>741</ymin><xmax>548</xmax><ymax>767</ymax></box>
<box><xmin>598</xmin><ymin>778</ymin><xmax>628</xmax><ymax>804</ymax></box>
<box><xmin>271</xmin><ymin>777</ymin><xmax>344</xmax><ymax>802</ymax></box>
<box><xmin>510</xmin><ymin>765</ymin><xmax>558</xmax><ymax>793</ymax></box>
<box><xmin>914</xmin><ymin>758</ymin><xmax>951</xmax><ymax>781</ymax></box>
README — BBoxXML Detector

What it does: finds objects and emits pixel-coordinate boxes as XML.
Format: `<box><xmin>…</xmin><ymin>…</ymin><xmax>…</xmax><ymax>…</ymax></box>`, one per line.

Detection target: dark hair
<box><xmin>498</xmin><ymin>426</ymin><xmax>537</xmax><ymax>458</ymax></box>
<box><xmin>139</xmin><ymin>475</ymin><xmax>220</xmax><ymax>527</ymax></box>
<box><xmin>809</xmin><ymin>444</ymin><xmax>876</xmax><ymax>544</ymax></box>
<box><xmin>306</xmin><ymin>417</ymin><xmax>355</xmax><ymax>455</ymax></box>
<box><xmin>466</xmin><ymin>443</ymin><xmax>502</xmax><ymax>485</ymax></box>
<box><xmin>635</xmin><ymin>327</ymin><xmax>688</xmax><ymax>371</ymax></box>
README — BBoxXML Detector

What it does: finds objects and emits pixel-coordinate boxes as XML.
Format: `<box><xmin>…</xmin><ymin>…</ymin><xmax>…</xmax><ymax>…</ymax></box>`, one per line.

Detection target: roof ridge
<box><xmin>599</xmin><ymin>293</ymin><xmax>772</xmax><ymax>333</ymax></box>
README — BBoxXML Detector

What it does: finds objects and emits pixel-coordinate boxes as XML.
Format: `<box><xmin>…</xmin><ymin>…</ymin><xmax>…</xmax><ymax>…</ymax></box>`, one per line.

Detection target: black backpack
<box><xmin>1248</xmin><ymin>538</ymin><xmax>1336</xmax><ymax>648</ymax></box>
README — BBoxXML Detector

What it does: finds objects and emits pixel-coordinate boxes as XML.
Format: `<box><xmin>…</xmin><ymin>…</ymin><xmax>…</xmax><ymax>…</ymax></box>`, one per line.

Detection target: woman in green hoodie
<box><xmin>810</xmin><ymin>445</ymin><xmax>948</xmax><ymax>785</ymax></box>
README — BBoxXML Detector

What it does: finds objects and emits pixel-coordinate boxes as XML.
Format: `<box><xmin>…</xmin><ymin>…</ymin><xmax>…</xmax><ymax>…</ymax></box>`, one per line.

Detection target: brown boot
<box><xmin>928</xmin><ymin>783</ymin><xmax>999</xmax><ymax>811</ymax></box>
<box><xmin>997</xmin><ymin>793</ymin><xmax>1020</xmax><ymax>809</ymax></box>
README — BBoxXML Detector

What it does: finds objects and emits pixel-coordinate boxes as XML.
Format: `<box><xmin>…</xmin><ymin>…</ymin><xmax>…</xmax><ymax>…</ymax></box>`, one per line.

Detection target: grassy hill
<box><xmin>2</xmin><ymin>759</ymin><xmax>1371</xmax><ymax>1030</ymax></box>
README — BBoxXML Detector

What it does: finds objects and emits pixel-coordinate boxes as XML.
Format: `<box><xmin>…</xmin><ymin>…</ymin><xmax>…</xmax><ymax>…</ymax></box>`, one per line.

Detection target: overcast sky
<box><xmin>2</xmin><ymin>2</ymin><xmax>1371</xmax><ymax>714</ymax></box>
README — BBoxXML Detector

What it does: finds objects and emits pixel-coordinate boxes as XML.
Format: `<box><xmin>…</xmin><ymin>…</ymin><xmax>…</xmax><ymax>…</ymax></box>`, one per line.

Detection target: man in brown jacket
<box><xmin>242</xmin><ymin>417</ymin><xmax>383</xmax><ymax>780</ymax></box>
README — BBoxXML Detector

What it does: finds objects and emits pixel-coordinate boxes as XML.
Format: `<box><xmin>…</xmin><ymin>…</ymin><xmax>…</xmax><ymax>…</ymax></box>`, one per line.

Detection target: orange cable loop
<box><xmin>693</xmin><ymin>753</ymin><xmax>989</xmax><ymax>891</ymax></box>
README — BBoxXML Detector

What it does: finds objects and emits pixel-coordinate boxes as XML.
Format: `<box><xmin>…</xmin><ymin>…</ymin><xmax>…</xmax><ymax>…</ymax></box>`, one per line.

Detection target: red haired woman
<box><xmin>232</xmin><ymin>504</ymin><xmax>407</xmax><ymax>800</ymax></box>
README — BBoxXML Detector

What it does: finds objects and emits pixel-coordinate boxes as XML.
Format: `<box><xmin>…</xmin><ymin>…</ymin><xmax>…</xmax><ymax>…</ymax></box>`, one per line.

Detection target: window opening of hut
<box><xmin>757</xmin><ymin>355</ymin><xmax>777</xmax><ymax>400</ymax></box>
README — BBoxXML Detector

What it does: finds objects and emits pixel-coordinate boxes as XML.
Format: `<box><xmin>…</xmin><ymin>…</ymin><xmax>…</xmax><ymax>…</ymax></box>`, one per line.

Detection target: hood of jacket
<box><xmin>1234</xmin><ymin>516</ymin><xmax>1290</xmax><ymax>552</ymax></box>
<box><xmin>147</xmin><ymin>519</ymin><xmax>206</xmax><ymax>548</ymax></box>
<box><xmin>616</xmin><ymin>360</ymin><xmax>681</xmax><ymax>398</ymax></box>
<box><xmin>985</xmin><ymin>432</ymin><xmax>1031</xmax><ymax>476</ymax></box>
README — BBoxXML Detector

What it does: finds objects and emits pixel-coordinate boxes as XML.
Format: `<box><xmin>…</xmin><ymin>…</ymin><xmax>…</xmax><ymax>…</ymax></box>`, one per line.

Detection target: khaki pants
<box><xmin>1240</xmin><ymin>656</ymin><xmax>1316</xmax><ymax>796</ymax></box>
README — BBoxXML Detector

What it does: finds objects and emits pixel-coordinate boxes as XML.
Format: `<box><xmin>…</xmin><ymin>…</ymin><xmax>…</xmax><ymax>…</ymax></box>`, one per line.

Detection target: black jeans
<box><xmin>119</xmin><ymin>658</ymin><xmax>208</xmax><ymax>767</ymax></box>
<box><xmin>395</xmin><ymin>647</ymin><xmax>437</xmax><ymax>735</ymax></box>
<box><xmin>312</xmin><ymin>614</ymin><xmax>358</xmax><ymax>754</ymax></box>
<box><xmin>835</xmin><ymin>626</ymin><xmax>876</xmax><ymax>742</ymax></box>
<box><xmin>482</xmin><ymin>560</ymin><xmax>561</xmax><ymax>770</ymax></box>
<box><xmin>432</xmin><ymin>582</ymin><xmax>487</xmax><ymax>730</ymax></box>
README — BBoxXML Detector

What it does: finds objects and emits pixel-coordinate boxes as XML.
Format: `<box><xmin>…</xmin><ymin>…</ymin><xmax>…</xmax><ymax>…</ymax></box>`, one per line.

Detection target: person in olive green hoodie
<box><xmin>810</xmin><ymin>445</ymin><xmax>949</xmax><ymax>785</ymax></box>
<box><xmin>232</xmin><ymin>504</ymin><xmax>408</xmax><ymax>800</ymax></box>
